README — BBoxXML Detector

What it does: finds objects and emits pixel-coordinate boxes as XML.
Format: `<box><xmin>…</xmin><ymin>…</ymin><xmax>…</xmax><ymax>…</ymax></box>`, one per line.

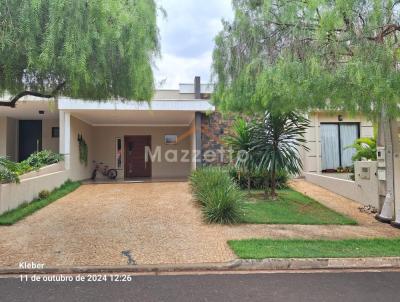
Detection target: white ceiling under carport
<box><xmin>69</xmin><ymin>110</ymin><xmax>195</xmax><ymax>126</ymax></box>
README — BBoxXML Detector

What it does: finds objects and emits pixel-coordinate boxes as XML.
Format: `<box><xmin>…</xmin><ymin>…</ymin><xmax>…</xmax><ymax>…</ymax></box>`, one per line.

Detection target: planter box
<box><xmin>19</xmin><ymin>162</ymin><xmax>65</xmax><ymax>180</ymax></box>
<box><xmin>304</xmin><ymin>161</ymin><xmax>379</xmax><ymax>208</ymax></box>
<box><xmin>0</xmin><ymin>163</ymin><xmax>68</xmax><ymax>215</ymax></box>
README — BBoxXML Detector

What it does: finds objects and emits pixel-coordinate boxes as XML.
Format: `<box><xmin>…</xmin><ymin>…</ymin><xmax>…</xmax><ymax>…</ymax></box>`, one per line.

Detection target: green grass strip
<box><xmin>241</xmin><ymin>189</ymin><xmax>357</xmax><ymax>225</ymax></box>
<box><xmin>228</xmin><ymin>238</ymin><xmax>400</xmax><ymax>259</ymax></box>
<box><xmin>0</xmin><ymin>180</ymin><xmax>81</xmax><ymax>225</ymax></box>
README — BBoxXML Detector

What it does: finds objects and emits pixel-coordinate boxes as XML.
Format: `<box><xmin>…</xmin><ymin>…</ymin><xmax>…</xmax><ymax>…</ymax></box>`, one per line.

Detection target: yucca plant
<box><xmin>201</xmin><ymin>182</ymin><xmax>244</xmax><ymax>224</ymax></box>
<box><xmin>189</xmin><ymin>167</ymin><xmax>243</xmax><ymax>224</ymax></box>
<box><xmin>224</xmin><ymin>118</ymin><xmax>257</xmax><ymax>192</ymax></box>
<box><xmin>189</xmin><ymin>167</ymin><xmax>232</xmax><ymax>206</ymax></box>
<box><xmin>251</xmin><ymin>111</ymin><xmax>309</xmax><ymax>199</ymax></box>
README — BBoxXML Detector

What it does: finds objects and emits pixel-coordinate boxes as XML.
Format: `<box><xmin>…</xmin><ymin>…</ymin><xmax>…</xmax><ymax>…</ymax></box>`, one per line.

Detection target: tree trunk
<box><xmin>376</xmin><ymin>107</ymin><xmax>395</xmax><ymax>222</ymax></box>
<box><xmin>247</xmin><ymin>176</ymin><xmax>251</xmax><ymax>193</ymax></box>
<box><xmin>270</xmin><ymin>168</ymin><xmax>277</xmax><ymax>200</ymax></box>
<box><xmin>390</xmin><ymin>119</ymin><xmax>400</xmax><ymax>227</ymax></box>
<box><xmin>0</xmin><ymin>82</ymin><xmax>65</xmax><ymax>107</ymax></box>
<box><xmin>264</xmin><ymin>177</ymin><xmax>269</xmax><ymax>199</ymax></box>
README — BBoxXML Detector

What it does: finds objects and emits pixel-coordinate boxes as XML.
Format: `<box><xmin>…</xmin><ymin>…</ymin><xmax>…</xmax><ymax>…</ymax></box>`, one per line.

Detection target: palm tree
<box><xmin>251</xmin><ymin>111</ymin><xmax>309</xmax><ymax>199</ymax></box>
<box><xmin>224</xmin><ymin>118</ymin><xmax>256</xmax><ymax>192</ymax></box>
<box><xmin>346</xmin><ymin>137</ymin><xmax>377</xmax><ymax>162</ymax></box>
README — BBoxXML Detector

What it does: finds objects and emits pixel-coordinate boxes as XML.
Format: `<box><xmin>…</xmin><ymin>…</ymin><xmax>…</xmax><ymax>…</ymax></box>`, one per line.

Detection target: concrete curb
<box><xmin>2</xmin><ymin>257</ymin><xmax>400</xmax><ymax>275</ymax></box>
<box><xmin>237</xmin><ymin>257</ymin><xmax>400</xmax><ymax>270</ymax></box>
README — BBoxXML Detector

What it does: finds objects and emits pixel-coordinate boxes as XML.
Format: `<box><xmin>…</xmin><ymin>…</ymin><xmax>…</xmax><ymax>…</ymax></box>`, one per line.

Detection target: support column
<box><xmin>59</xmin><ymin>110</ymin><xmax>71</xmax><ymax>170</ymax></box>
<box><xmin>195</xmin><ymin>112</ymin><xmax>202</xmax><ymax>168</ymax></box>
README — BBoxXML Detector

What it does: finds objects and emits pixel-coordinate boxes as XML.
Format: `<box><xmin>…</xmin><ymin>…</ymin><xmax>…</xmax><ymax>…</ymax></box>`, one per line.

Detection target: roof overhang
<box><xmin>58</xmin><ymin>97</ymin><xmax>215</xmax><ymax>112</ymax></box>
<box><xmin>58</xmin><ymin>98</ymin><xmax>215</xmax><ymax>127</ymax></box>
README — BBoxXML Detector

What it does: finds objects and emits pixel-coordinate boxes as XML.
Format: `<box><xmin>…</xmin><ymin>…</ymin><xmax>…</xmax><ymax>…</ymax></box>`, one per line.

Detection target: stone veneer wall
<box><xmin>200</xmin><ymin>112</ymin><xmax>235</xmax><ymax>165</ymax></box>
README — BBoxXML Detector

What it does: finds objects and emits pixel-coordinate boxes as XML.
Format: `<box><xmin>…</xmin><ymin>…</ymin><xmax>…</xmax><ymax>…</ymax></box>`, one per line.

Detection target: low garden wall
<box><xmin>0</xmin><ymin>163</ymin><xmax>69</xmax><ymax>215</ymax></box>
<box><xmin>303</xmin><ymin>161</ymin><xmax>379</xmax><ymax>208</ymax></box>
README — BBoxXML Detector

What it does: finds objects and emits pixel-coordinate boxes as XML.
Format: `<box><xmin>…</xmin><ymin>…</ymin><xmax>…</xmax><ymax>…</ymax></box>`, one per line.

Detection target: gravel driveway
<box><xmin>0</xmin><ymin>181</ymin><xmax>398</xmax><ymax>268</ymax></box>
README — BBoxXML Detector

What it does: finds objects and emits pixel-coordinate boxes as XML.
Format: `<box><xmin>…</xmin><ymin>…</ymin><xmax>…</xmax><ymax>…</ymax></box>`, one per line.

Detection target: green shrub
<box><xmin>228</xmin><ymin>166</ymin><xmax>289</xmax><ymax>190</ymax></box>
<box><xmin>190</xmin><ymin>167</ymin><xmax>232</xmax><ymax>206</ymax></box>
<box><xmin>38</xmin><ymin>190</ymin><xmax>51</xmax><ymax>199</ymax></box>
<box><xmin>190</xmin><ymin>167</ymin><xmax>243</xmax><ymax>224</ymax></box>
<box><xmin>22</xmin><ymin>150</ymin><xmax>64</xmax><ymax>169</ymax></box>
<box><xmin>0</xmin><ymin>157</ymin><xmax>19</xmax><ymax>184</ymax></box>
<box><xmin>0</xmin><ymin>167</ymin><xmax>19</xmax><ymax>184</ymax></box>
<box><xmin>13</xmin><ymin>161</ymin><xmax>33</xmax><ymax>175</ymax></box>
<box><xmin>0</xmin><ymin>151</ymin><xmax>63</xmax><ymax>184</ymax></box>
<box><xmin>201</xmin><ymin>182</ymin><xmax>244</xmax><ymax>224</ymax></box>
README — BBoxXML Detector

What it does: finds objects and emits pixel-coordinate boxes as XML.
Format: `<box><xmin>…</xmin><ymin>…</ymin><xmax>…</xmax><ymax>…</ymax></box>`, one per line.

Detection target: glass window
<box><xmin>165</xmin><ymin>135</ymin><xmax>177</xmax><ymax>145</ymax></box>
<box><xmin>52</xmin><ymin>127</ymin><xmax>59</xmax><ymax>138</ymax></box>
<box><xmin>320</xmin><ymin>123</ymin><xmax>359</xmax><ymax>170</ymax></box>
<box><xmin>116</xmin><ymin>138</ymin><xmax>122</xmax><ymax>169</ymax></box>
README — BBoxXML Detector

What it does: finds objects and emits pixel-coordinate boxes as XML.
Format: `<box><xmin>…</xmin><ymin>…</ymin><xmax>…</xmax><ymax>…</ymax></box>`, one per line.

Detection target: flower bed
<box><xmin>0</xmin><ymin>150</ymin><xmax>64</xmax><ymax>184</ymax></box>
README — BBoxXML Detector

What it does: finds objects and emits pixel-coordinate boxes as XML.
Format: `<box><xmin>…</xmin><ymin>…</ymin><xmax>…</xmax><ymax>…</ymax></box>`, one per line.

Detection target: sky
<box><xmin>154</xmin><ymin>0</ymin><xmax>233</xmax><ymax>89</ymax></box>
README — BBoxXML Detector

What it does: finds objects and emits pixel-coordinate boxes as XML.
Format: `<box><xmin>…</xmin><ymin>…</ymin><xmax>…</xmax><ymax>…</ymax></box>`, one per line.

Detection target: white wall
<box><xmin>68</xmin><ymin>116</ymin><xmax>94</xmax><ymax>181</ymax></box>
<box><xmin>0</xmin><ymin>163</ymin><xmax>68</xmax><ymax>215</ymax></box>
<box><xmin>304</xmin><ymin>161</ymin><xmax>379</xmax><ymax>208</ymax></box>
<box><xmin>42</xmin><ymin>119</ymin><xmax>59</xmax><ymax>153</ymax></box>
<box><xmin>0</xmin><ymin>117</ymin><xmax>18</xmax><ymax>161</ymax></box>
<box><xmin>6</xmin><ymin>117</ymin><xmax>18</xmax><ymax>161</ymax></box>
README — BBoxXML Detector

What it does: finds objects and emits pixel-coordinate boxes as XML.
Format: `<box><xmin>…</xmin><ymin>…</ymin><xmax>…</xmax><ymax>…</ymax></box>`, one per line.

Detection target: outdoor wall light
<box><xmin>38</xmin><ymin>110</ymin><xmax>45</xmax><ymax>115</ymax></box>
<box><xmin>338</xmin><ymin>115</ymin><xmax>343</xmax><ymax>121</ymax></box>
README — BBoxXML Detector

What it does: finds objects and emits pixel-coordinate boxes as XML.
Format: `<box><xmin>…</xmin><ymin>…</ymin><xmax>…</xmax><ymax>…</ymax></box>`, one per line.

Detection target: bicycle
<box><xmin>91</xmin><ymin>160</ymin><xmax>118</xmax><ymax>180</ymax></box>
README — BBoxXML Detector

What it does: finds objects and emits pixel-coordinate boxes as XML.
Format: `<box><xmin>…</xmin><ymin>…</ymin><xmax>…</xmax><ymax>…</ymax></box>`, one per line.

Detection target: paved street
<box><xmin>1</xmin><ymin>271</ymin><xmax>400</xmax><ymax>302</ymax></box>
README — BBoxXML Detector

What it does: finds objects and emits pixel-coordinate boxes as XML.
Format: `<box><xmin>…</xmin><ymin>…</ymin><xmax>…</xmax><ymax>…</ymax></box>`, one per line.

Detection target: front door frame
<box><xmin>124</xmin><ymin>135</ymin><xmax>152</xmax><ymax>178</ymax></box>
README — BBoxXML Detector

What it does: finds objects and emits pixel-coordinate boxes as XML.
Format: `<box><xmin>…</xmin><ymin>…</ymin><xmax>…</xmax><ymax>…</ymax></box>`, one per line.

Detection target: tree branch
<box><xmin>367</xmin><ymin>24</ymin><xmax>400</xmax><ymax>42</ymax></box>
<box><xmin>0</xmin><ymin>81</ymin><xmax>66</xmax><ymax>108</ymax></box>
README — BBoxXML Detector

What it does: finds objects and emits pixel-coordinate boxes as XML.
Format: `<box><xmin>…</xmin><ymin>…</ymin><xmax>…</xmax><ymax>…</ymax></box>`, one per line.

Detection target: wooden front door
<box><xmin>124</xmin><ymin>136</ymin><xmax>152</xmax><ymax>178</ymax></box>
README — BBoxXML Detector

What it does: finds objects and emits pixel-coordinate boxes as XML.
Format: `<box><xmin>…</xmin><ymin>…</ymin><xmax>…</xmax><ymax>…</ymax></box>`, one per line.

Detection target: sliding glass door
<box><xmin>320</xmin><ymin>123</ymin><xmax>359</xmax><ymax>171</ymax></box>
<box><xmin>340</xmin><ymin>124</ymin><xmax>359</xmax><ymax>167</ymax></box>
<box><xmin>321</xmin><ymin>124</ymin><xmax>340</xmax><ymax>170</ymax></box>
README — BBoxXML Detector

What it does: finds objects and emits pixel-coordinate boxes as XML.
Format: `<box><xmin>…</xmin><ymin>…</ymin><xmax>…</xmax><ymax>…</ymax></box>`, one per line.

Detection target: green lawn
<box><xmin>240</xmin><ymin>189</ymin><xmax>356</xmax><ymax>225</ymax></box>
<box><xmin>0</xmin><ymin>180</ymin><xmax>81</xmax><ymax>225</ymax></box>
<box><xmin>228</xmin><ymin>238</ymin><xmax>400</xmax><ymax>259</ymax></box>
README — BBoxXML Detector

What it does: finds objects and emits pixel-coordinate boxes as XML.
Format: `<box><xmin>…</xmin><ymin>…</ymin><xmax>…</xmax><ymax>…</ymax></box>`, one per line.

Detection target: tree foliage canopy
<box><xmin>0</xmin><ymin>0</ymin><xmax>159</xmax><ymax>105</ymax></box>
<box><xmin>212</xmin><ymin>0</ymin><xmax>400</xmax><ymax>118</ymax></box>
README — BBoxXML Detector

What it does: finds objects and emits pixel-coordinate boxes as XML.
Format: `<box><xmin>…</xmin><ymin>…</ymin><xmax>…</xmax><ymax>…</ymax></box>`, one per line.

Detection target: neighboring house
<box><xmin>301</xmin><ymin>112</ymin><xmax>374</xmax><ymax>175</ymax></box>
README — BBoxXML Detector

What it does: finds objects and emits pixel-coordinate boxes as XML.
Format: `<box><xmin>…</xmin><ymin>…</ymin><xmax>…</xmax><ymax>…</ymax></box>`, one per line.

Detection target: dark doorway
<box><xmin>124</xmin><ymin>136</ymin><xmax>152</xmax><ymax>178</ymax></box>
<box><xmin>19</xmin><ymin>120</ymin><xmax>42</xmax><ymax>161</ymax></box>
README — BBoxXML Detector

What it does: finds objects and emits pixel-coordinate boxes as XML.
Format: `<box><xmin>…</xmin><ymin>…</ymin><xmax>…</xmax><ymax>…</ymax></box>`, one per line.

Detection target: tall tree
<box><xmin>0</xmin><ymin>0</ymin><xmax>160</xmax><ymax>107</ymax></box>
<box><xmin>213</xmin><ymin>0</ymin><xmax>400</xmax><ymax>223</ymax></box>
